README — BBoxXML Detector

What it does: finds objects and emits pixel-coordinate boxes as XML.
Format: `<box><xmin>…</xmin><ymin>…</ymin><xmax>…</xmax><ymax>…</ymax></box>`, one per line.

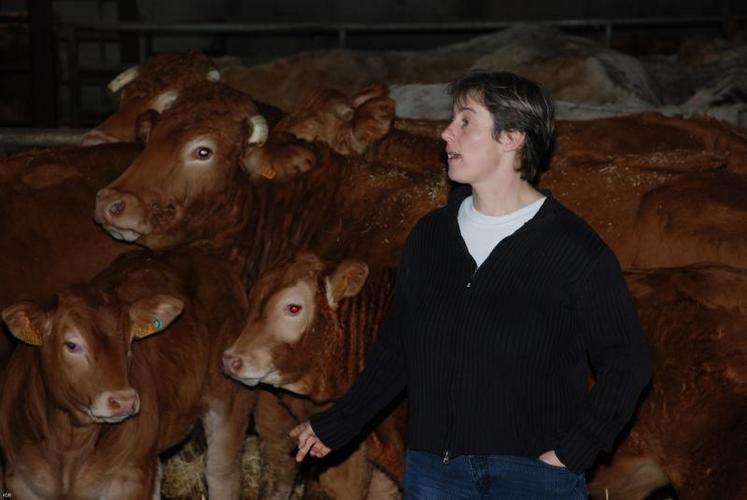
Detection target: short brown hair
<box><xmin>449</xmin><ymin>71</ymin><xmax>555</xmax><ymax>184</ymax></box>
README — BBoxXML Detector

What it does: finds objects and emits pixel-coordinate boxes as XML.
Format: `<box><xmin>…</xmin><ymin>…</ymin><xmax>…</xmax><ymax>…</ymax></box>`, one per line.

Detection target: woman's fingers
<box><xmin>290</xmin><ymin>420</ymin><xmax>331</xmax><ymax>462</ymax></box>
<box><xmin>310</xmin><ymin>440</ymin><xmax>331</xmax><ymax>458</ymax></box>
<box><xmin>296</xmin><ymin>435</ymin><xmax>316</xmax><ymax>462</ymax></box>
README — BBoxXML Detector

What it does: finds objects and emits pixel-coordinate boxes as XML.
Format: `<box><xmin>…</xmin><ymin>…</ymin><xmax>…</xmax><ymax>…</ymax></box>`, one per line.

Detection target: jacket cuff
<box><xmin>309</xmin><ymin>406</ymin><xmax>359</xmax><ymax>451</ymax></box>
<box><xmin>555</xmin><ymin>430</ymin><xmax>601</xmax><ymax>473</ymax></box>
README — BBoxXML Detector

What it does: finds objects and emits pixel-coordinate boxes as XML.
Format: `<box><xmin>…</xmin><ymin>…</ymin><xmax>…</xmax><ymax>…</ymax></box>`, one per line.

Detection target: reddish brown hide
<box><xmin>0</xmin><ymin>250</ymin><xmax>254</xmax><ymax>499</ymax></box>
<box><xmin>588</xmin><ymin>264</ymin><xmax>747</xmax><ymax>500</ymax></box>
<box><xmin>0</xmin><ymin>143</ymin><xmax>141</xmax><ymax>370</ymax></box>
<box><xmin>224</xmin><ymin>252</ymin><xmax>404</xmax><ymax>499</ymax></box>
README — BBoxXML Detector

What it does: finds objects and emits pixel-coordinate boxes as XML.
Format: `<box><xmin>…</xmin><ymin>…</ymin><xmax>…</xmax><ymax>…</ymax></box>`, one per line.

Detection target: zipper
<box><xmin>466</xmin><ymin>265</ymin><xmax>477</xmax><ymax>288</ymax></box>
<box><xmin>442</xmin><ymin>264</ymin><xmax>477</xmax><ymax>464</ymax></box>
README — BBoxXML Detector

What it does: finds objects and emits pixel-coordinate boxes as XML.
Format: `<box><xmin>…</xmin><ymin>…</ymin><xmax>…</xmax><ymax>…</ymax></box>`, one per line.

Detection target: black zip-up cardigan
<box><xmin>310</xmin><ymin>186</ymin><xmax>652</xmax><ymax>473</ymax></box>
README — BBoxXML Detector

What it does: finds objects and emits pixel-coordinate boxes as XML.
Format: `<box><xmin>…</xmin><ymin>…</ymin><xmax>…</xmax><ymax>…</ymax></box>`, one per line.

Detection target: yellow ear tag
<box><xmin>256</xmin><ymin>165</ymin><xmax>276</xmax><ymax>179</ymax></box>
<box><xmin>132</xmin><ymin>319</ymin><xmax>159</xmax><ymax>338</ymax></box>
<box><xmin>23</xmin><ymin>317</ymin><xmax>43</xmax><ymax>346</ymax></box>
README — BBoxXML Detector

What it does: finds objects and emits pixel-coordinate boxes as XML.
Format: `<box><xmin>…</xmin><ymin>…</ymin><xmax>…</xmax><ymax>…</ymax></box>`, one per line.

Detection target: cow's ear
<box><xmin>135</xmin><ymin>109</ymin><xmax>160</xmax><ymax>144</ymax></box>
<box><xmin>129</xmin><ymin>294</ymin><xmax>184</xmax><ymax>339</ymax></box>
<box><xmin>242</xmin><ymin>133</ymin><xmax>317</xmax><ymax>182</ymax></box>
<box><xmin>326</xmin><ymin>260</ymin><xmax>369</xmax><ymax>307</ymax></box>
<box><xmin>351</xmin><ymin>83</ymin><xmax>389</xmax><ymax>108</ymax></box>
<box><xmin>352</xmin><ymin>92</ymin><xmax>394</xmax><ymax>149</ymax></box>
<box><xmin>151</xmin><ymin>90</ymin><xmax>179</xmax><ymax>113</ymax></box>
<box><xmin>2</xmin><ymin>302</ymin><xmax>49</xmax><ymax>346</ymax></box>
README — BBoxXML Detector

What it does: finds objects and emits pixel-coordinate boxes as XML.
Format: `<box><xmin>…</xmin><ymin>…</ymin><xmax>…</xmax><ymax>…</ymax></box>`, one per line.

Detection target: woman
<box><xmin>291</xmin><ymin>71</ymin><xmax>652</xmax><ymax>499</ymax></box>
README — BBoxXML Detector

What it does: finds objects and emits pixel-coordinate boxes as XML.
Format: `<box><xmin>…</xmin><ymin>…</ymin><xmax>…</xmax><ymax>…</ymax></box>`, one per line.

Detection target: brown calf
<box><xmin>223</xmin><ymin>252</ymin><xmax>405</xmax><ymax>499</ymax></box>
<box><xmin>0</xmin><ymin>250</ymin><xmax>254</xmax><ymax>499</ymax></box>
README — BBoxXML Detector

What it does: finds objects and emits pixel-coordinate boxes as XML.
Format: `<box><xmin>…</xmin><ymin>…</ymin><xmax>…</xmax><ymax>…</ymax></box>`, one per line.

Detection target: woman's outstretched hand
<box><xmin>289</xmin><ymin>421</ymin><xmax>331</xmax><ymax>462</ymax></box>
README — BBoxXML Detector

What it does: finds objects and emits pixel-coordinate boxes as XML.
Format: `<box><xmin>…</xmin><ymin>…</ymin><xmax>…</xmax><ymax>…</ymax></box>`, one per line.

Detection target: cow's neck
<box><xmin>309</xmin><ymin>268</ymin><xmax>397</xmax><ymax>402</ymax></box>
<box><xmin>44</xmin><ymin>405</ymin><xmax>101</xmax><ymax>457</ymax></box>
<box><xmin>337</xmin><ymin>268</ymin><xmax>396</xmax><ymax>391</ymax></box>
<box><xmin>233</xmin><ymin>152</ymin><xmax>349</xmax><ymax>285</ymax></box>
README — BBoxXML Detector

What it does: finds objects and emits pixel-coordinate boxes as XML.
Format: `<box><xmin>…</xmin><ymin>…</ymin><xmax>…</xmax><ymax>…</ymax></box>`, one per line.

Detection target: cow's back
<box><xmin>0</xmin><ymin>143</ymin><xmax>141</xmax><ymax>372</ymax></box>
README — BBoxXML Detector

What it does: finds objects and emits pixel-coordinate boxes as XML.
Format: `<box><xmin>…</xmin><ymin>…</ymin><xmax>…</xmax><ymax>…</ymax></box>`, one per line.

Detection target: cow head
<box><xmin>222</xmin><ymin>253</ymin><xmax>368</xmax><ymax>402</ymax></box>
<box><xmin>2</xmin><ymin>291</ymin><xmax>183</xmax><ymax>425</ymax></box>
<box><xmin>276</xmin><ymin>84</ymin><xmax>395</xmax><ymax>155</ymax></box>
<box><xmin>94</xmin><ymin>83</ymin><xmax>287</xmax><ymax>249</ymax></box>
<box><xmin>82</xmin><ymin>51</ymin><xmax>221</xmax><ymax>145</ymax></box>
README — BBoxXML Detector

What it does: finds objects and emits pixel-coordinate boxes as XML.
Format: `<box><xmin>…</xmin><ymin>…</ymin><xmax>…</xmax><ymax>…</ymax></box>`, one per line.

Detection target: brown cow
<box><xmin>91</xmin><ymin>82</ymin><xmax>445</xmax><ymax>498</ymax></box>
<box><xmin>0</xmin><ymin>143</ymin><xmax>141</xmax><ymax>369</ymax></box>
<box><xmin>92</xmin><ymin>82</ymin><xmax>445</xmax><ymax>269</ymax></box>
<box><xmin>82</xmin><ymin>51</ymin><xmax>279</xmax><ymax>148</ymax></box>
<box><xmin>223</xmin><ymin>252</ymin><xmax>404</xmax><ymax>500</ymax></box>
<box><xmin>0</xmin><ymin>250</ymin><xmax>254</xmax><ymax>499</ymax></box>
<box><xmin>587</xmin><ymin>264</ymin><xmax>747</xmax><ymax>499</ymax></box>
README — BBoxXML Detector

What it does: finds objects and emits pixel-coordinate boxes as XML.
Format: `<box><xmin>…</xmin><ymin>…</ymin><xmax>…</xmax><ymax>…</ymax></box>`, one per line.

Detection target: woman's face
<box><xmin>441</xmin><ymin>95</ymin><xmax>502</xmax><ymax>186</ymax></box>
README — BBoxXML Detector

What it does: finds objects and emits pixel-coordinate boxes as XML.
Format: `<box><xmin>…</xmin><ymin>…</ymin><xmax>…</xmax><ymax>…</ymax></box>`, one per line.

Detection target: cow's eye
<box><xmin>64</xmin><ymin>341</ymin><xmax>81</xmax><ymax>353</ymax></box>
<box><xmin>287</xmin><ymin>304</ymin><xmax>302</xmax><ymax>315</ymax></box>
<box><xmin>194</xmin><ymin>146</ymin><xmax>213</xmax><ymax>160</ymax></box>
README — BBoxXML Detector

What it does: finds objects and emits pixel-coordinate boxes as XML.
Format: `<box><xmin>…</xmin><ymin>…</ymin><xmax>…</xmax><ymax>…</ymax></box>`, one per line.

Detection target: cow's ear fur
<box><xmin>129</xmin><ymin>294</ymin><xmax>184</xmax><ymax>339</ymax></box>
<box><xmin>242</xmin><ymin>133</ymin><xmax>317</xmax><ymax>182</ymax></box>
<box><xmin>2</xmin><ymin>302</ymin><xmax>49</xmax><ymax>346</ymax></box>
<box><xmin>326</xmin><ymin>260</ymin><xmax>369</xmax><ymax>307</ymax></box>
<box><xmin>135</xmin><ymin>109</ymin><xmax>160</xmax><ymax>145</ymax></box>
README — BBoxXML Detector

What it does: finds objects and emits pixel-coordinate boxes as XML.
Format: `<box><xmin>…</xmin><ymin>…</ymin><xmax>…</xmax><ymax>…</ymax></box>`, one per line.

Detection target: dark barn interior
<box><xmin>0</xmin><ymin>1</ymin><xmax>746</xmax><ymax>500</ymax></box>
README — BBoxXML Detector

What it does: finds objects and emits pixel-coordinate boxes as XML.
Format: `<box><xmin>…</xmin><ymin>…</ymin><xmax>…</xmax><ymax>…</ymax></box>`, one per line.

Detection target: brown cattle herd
<box><xmin>0</xmin><ymin>49</ymin><xmax>745</xmax><ymax>500</ymax></box>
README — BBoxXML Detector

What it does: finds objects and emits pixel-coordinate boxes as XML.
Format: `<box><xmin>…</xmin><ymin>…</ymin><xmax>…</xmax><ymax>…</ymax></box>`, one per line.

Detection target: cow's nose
<box><xmin>96</xmin><ymin>188</ymin><xmax>127</xmax><ymax>219</ymax></box>
<box><xmin>222</xmin><ymin>352</ymin><xmax>242</xmax><ymax>375</ymax></box>
<box><xmin>107</xmin><ymin>389</ymin><xmax>139</xmax><ymax>415</ymax></box>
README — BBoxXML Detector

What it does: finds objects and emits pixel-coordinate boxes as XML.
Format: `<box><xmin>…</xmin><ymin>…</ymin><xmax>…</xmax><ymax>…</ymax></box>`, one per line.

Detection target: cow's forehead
<box><xmin>251</xmin><ymin>256</ymin><xmax>325</xmax><ymax>303</ymax></box>
<box><xmin>122</xmin><ymin>51</ymin><xmax>215</xmax><ymax>100</ymax></box>
<box><xmin>54</xmin><ymin>293</ymin><xmax>122</xmax><ymax>337</ymax></box>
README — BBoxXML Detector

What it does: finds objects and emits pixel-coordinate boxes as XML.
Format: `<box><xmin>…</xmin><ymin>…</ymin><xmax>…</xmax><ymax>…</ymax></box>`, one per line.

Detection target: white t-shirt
<box><xmin>458</xmin><ymin>195</ymin><xmax>546</xmax><ymax>267</ymax></box>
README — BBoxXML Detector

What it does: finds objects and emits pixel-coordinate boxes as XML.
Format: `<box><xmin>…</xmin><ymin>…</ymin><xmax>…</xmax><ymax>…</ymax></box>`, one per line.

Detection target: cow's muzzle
<box><xmin>95</xmin><ymin>188</ymin><xmax>149</xmax><ymax>242</ymax></box>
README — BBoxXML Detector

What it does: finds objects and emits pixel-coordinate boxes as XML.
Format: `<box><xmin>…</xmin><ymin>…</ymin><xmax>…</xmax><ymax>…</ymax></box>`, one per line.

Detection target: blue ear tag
<box><xmin>153</xmin><ymin>319</ymin><xmax>162</xmax><ymax>330</ymax></box>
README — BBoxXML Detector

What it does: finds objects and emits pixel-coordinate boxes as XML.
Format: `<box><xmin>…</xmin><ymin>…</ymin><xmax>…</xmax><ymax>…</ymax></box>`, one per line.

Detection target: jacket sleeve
<box><xmin>309</xmin><ymin>242</ymin><xmax>411</xmax><ymax>450</ymax></box>
<box><xmin>555</xmin><ymin>247</ymin><xmax>653</xmax><ymax>472</ymax></box>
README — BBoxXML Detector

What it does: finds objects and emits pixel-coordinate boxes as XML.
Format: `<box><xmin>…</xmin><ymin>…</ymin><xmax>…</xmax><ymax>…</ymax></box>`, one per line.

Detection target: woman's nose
<box><xmin>441</xmin><ymin>124</ymin><xmax>453</xmax><ymax>141</ymax></box>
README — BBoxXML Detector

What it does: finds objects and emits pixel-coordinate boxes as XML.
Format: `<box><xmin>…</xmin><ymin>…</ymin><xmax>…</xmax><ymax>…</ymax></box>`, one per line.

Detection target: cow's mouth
<box><xmin>229</xmin><ymin>369</ymin><xmax>280</xmax><ymax>388</ymax></box>
<box><xmin>87</xmin><ymin>408</ymin><xmax>138</xmax><ymax>424</ymax></box>
<box><xmin>101</xmin><ymin>224</ymin><xmax>142</xmax><ymax>243</ymax></box>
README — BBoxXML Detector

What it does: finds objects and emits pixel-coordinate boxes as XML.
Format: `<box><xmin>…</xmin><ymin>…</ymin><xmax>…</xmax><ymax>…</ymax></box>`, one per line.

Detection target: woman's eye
<box><xmin>461</xmin><ymin>119</ymin><xmax>469</xmax><ymax>127</ymax></box>
<box><xmin>195</xmin><ymin>147</ymin><xmax>213</xmax><ymax>160</ymax></box>
<box><xmin>286</xmin><ymin>304</ymin><xmax>303</xmax><ymax>315</ymax></box>
<box><xmin>65</xmin><ymin>341</ymin><xmax>80</xmax><ymax>353</ymax></box>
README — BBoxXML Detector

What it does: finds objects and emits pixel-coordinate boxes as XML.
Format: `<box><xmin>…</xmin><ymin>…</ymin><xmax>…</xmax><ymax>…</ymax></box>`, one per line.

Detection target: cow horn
<box><xmin>334</xmin><ymin>103</ymin><xmax>355</xmax><ymax>121</ymax></box>
<box><xmin>107</xmin><ymin>65</ymin><xmax>140</xmax><ymax>94</ymax></box>
<box><xmin>247</xmin><ymin>115</ymin><xmax>268</xmax><ymax>146</ymax></box>
<box><xmin>206</xmin><ymin>69</ymin><xmax>220</xmax><ymax>82</ymax></box>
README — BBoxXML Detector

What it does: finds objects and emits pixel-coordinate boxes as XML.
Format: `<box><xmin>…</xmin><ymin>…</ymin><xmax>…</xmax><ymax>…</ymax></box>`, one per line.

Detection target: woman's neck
<box><xmin>471</xmin><ymin>177</ymin><xmax>542</xmax><ymax>216</ymax></box>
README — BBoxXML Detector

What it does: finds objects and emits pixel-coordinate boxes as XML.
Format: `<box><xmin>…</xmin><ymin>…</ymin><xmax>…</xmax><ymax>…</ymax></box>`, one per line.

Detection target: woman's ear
<box><xmin>498</xmin><ymin>130</ymin><xmax>526</xmax><ymax>152</ymax></box>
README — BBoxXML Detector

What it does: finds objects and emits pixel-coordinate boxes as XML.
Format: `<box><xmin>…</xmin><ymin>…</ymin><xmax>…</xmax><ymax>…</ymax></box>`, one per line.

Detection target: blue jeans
<box><xmin>404</xmin><ymin>449</ymin><xmax>588</xmax><ymax>499</ymax></box>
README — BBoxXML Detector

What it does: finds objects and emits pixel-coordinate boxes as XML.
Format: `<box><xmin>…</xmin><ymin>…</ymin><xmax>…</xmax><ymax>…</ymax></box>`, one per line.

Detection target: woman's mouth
<box><xmin>447</xmin><ymin>152</ymin><xmax>462</xmax><ymax>160</ymax></box>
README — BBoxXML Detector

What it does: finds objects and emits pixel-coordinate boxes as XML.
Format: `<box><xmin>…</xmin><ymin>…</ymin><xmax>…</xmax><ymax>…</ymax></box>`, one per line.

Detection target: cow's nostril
<box><xmin>108</xmin><ymin>396</ymin><xmax>122</xmax><ymax>409</ymax></box>
<box><xmin>231</xmin><ymin>358</ymin><xmax>242</xmax><ymax>373</ymax></box>
<box><xmin>108</xmin><ymin>200</ymin><xmax>126</xmax><ymax>216</ymax></box>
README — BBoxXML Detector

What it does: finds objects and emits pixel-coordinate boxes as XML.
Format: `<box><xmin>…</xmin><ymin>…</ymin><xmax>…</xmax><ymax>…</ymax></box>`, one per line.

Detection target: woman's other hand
<box><xmin>538</xmin><ymin>450</ymin><xmax>566</xmax><ymax>468</ymax></box>
<box><xmin>289</xmin><ymin>420</ymin><xmax>331</xmax><ymax>462</ymax></box>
